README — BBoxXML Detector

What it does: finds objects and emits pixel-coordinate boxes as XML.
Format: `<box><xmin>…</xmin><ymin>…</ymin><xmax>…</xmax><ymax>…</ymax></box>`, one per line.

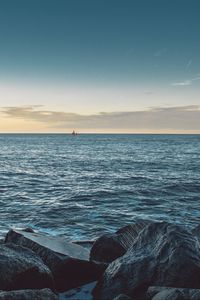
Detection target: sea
<box><xmin>0</xmin><ymin>134</ymin><xmax>200</xmax><ymax>240</ymax></box>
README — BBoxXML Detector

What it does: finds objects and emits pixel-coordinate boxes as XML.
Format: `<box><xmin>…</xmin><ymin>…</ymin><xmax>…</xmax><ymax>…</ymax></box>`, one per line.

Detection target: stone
<box><xmin>192</xmin><ymin>224</ymin><xmax>200</xmax><ymax>241</ymax></box>
<box><xmin>60</xmin><ymin>281</ymin><xmax>97</xmax><ymax>300</ymax></box>
<box><xmin>151</xmin><ymin>290</ymin><xmax>184</xmax><ymax>300</ymax></box>
<box><xmin>90</xmin><ymin>233</ymin><xmax>125</xmax><ymax>263</ymax></box>
<box><xmin>5</xmin><ymin>229</ymin><xmax>105</xmax><ymax>292</ymax></box>
<box><xmin>5</xmin><ymin>229</ymin><xmax>90</xmax><ymax>261</ymax></box>
<box><xmin>0</xmin><ymin>243</ymin><xmax>54</xmax><ymax>291</ymax></box>
<box><xmin>147</xmin><ymin>286</ymin><xmax>200</xmax><ymax>300</ymax></box>
<box><xmin>148</xmin><ymin>288</ymin><xmax>184</xmax><ymax>300</ymax></box>
<box><xmin>23</xmin><ymin>227</ymin><xmax>35</xmax><ymax>233</ymax></box>
<box><xmin>73</xmin><ymin>240</ymin><xmax>95</xmax><ymax>250</ymax></box>
<box><xmin>90</xmin><ymin>220</ymin><xmax>151</xmax><ymax>263</ymax></box>
<box><xmin>0</xmin><ymin>288</ymin><xmax>58</xmax><ymax>299</ymax></box>
<box><xmin>113</xmin><ymin>294</ymin><xmax>133</xmax><ymax>300</ymax></box>
<box><xmin>93</xmin><ymin>222</ymin><xmax>200</xmax><ymax>300</ymax></box>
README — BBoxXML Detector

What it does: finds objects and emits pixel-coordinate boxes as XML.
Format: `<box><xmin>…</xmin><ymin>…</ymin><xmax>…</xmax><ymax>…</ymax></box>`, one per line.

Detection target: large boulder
<box><xmin>93</xmin><ymin>222</ymin><xmax>200</xmax><ymax>300</ymax></box>
<box><xmin>192</xmin><ymin>224</ymin><xmax>200</xmax><ymax>242</ymax></box>
<box><xmin>5</xmin><ymin>229</ymin><xmax>105</xmax><ymax>292</ymax></box>
<box><xmin>0</xmin><ymin>289</ymin><xmax>58</xmax><ymax>300</ymax></box>
<box><xmin>90</xmin><ymin>220</ymin><xmax>151</xmax><ymax>263</ymax></box>
<box><xmin>90</xmin><ymin>233</ymin><xmax>125</xmax><ymax>263</ymax></box>
<box><xmin>147</xmin><ymin>286</ymin><xmax>200</xmax><ymax>300</ymax></box>
<box><xmin>0</xmin><ymin>243</ymin><xmax>54</xmax><ymax>291</ymax></box>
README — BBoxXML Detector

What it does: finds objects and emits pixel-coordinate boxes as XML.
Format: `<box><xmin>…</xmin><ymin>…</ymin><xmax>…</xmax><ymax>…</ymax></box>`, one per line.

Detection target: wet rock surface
<box><xmin>72</xmin><ymin>240</ymin><xmax>95</xmax><ymax>250</ymax></box>
<box><xmin>5</xmin><ymin>229</ymin><xmax>104</xmax><ymax>292</ymax></box>
<box><xmin>90</xmin><ymin>233</ymin><xmax>126</xmax><ymax>263</ymax></box>
<box><xmin>113</xmin><ymin>294</ymin><xmax>134</xmax><ymax>300</ymax></box>
<box><xmin>2</xmin><ymin>221</ymin><xmax>200</xmax><ymax>299</ymax></box>
<box><xmin>90</xmin><ymin>220</ymin><xmax>151</xmax><ymax>263</ymax></box>
<box><xmin>0</xmin><ymin>243</ymin><xmax>54</xmax><ymax>291</ymax></box>
<box><xmin>93</xmin><ymin>222</ymin><xmax>200</xmax><ymax>300</ymax></box>
<box><xmin>192</xmin><ymin>224</ymin><xmax>200</xmax><ymax>242</ymax></box>
<box><xmin>5</xmin><ymin>229</ymin><xmax>90</xmax><ymax>262</ymax></box>
<box><xmin>147</xmin><ymin>286</ymin><xmax>200</xmax><ymax>300</ymax></box>
<box><xmin>0</xmin><ymin>289</ymin><xmax>58</xmax><ymax>300</ymax></box>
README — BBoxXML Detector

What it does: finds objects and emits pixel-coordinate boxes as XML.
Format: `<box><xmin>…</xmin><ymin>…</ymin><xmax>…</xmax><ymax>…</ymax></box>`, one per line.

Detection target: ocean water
<box><xmin>0</xmin><ymin>134</ymin><xmax>200</xmax><ymax>240</ymax></box>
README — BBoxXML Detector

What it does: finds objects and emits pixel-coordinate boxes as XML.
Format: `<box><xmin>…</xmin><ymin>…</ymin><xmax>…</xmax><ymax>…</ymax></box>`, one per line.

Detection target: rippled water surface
<box><xmin>0</xmin><ymin>134</ymin><xmax>200</xmax><ymax>239</ymax></box>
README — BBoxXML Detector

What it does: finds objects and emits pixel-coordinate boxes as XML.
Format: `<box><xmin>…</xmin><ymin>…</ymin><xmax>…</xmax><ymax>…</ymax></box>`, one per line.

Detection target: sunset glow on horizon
<box><xmin>0</xmin><ymin>0</ymin><xmax>200</xmax><ymax>133</ymax></box>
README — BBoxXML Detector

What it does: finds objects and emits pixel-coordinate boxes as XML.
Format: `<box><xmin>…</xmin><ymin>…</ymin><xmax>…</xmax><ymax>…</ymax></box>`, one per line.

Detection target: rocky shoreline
<box><xmin>0</xmin><ymin>220</ymin><xmax>200</xmax><ymax>299</ymax></box>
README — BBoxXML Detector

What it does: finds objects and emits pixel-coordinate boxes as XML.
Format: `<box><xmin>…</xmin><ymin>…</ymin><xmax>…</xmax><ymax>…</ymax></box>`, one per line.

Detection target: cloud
<box><xmin>172</xmin><ymin>76</ymin><xmax>200</xmax><ymax>87</ymax></box>
<box><xmin>154</xmin><ymin>48</ymin><xmax>167</xmax><ymax>57</ymax></box>
<box><xmin>1</xmin><ymin>105</ymin><xmax>200</xmax><ymax>132</ymax></box>
<box><xmin>172</xmin><ymin>80</ymin><xmax>192</xmax><ymax>86</ymax></box>
<box><xmin>186</xmin><ymin>59</ymin><xmax>192</xmax><ymax>70</ymax></box>
<box><xmin>193</xmin><ymin>76</ymin><xmax>200</xmax><ymax>81</ymax></box>
<box><xmin>1</xmin><ymin>105</ymin><xmax>83</xmax><ymax>123</ymax></box>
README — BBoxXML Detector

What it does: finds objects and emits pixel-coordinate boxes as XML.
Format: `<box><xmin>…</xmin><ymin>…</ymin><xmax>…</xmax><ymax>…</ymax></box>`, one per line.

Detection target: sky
<box><xmin>0</xmin><ymin>0</ymin><xmax>200</xmax><ymax>133</ymax></box>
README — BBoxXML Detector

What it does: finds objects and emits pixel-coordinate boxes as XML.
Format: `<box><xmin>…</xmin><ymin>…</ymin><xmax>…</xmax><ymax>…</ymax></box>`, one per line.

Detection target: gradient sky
<box><xmin>0</xmin><ymin>0</ymin><xmax>200</xmax><ymax>133</ymax></box>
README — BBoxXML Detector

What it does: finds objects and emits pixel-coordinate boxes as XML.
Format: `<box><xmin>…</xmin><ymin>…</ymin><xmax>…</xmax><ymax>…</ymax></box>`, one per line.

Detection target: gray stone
<box><xmin>151</xmin><ymin>289</ymin><xmax>184</xmax><ymax>300</ymax></box>
<box><xmin>113</xmin><ymin>294</ymin><xmax>133</xmax><ymax>300</ymax></box>
<box><xmin>0</xmin><ymin>243</ymin><xmax>54</xmax><ymax>291</ymax></box>
<box><xmin>23</xmin><ymin>228</ymin><xmax>35</xmax><ymax>233</ymax></box>
<box><xmin>60</xmin><ymin>281</ymin><xmax>97</xmax><ymax>300</ymax></box>
<box><xmin>72</xmin><ymin>240</ymin><xmax>95</xmax><ymax>250</ymax></box>
<box><xmin>192</xmin><ymin>224</ymin><xmax>200</xmax><ymax>241</ymax></box>
<box><xmin>5</xmin><ymin>229</ymin><xmax>105</xmax><ymax>292</ymax></box>
<box><xmin>90</xmin><ymin>233</ymin><xmax>125</xmax><ymax>263</ymax></box>
<box><xmin>147</xmin><ymin>286</ymin><xmax>200</xmax><ymax>300</ymax></box>
<box><xmin>0</xmin><ymin>289</ymin><xmax>58</xmax><ymax>300</ymax></box>
<box><xmin>93</xmin><ymin>222</ymin><xmax>200</xmax><ymax>300</ymax></box>
<box><xmin>90</xmin><ymin>220</ymin><xmax>151</xmax><ymax>263</ymax></box>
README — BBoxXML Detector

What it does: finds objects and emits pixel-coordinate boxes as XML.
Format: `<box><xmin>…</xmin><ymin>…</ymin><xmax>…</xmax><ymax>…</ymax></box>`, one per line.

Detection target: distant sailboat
<box><xmin>72</xmin><ymin>130</ymin><xmax>78</xmax><ymax>135</ymax></box>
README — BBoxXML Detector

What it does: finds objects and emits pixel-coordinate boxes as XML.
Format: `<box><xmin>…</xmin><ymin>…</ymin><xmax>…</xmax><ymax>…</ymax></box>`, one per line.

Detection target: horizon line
<box><xmin>0</xmin><ymin>132</ymin><xmax>200</xmax><ymax>135</ymax></box>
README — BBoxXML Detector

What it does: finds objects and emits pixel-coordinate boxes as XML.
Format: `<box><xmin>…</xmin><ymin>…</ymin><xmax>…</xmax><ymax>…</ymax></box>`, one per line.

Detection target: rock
<box><xmin>90</xmin><ymin>233</ymin><xmax>125</xmax><ymax>263</ymax></box>
<box><xmin>0</xmin><ymin>288</ymin><xmax>58</xmax><ymax>299</ymax></box>
<box><xmin>0</xmin><ymin>243</ymin><xmax>54</xmax><ymax>291</ymax></box>
<box><xmin>60</xmin><ymin>281</ymin><xmax>97</xmax><ymax>300</ymax></box>
<box><xmin>93</xmin><ymin>222</ymin><xmax>200</xmax><ymax>300</ymax></box>
<box><xmin>151</xmin><ymin>290</ymin><xmax>184</xmax><ymax>300</ymax></box>
<box><xmin>5</xmin><ymin>229</ymin><xmax>90</xmax><ymax>260</ymax></box>
<box><xmin>23</xmin><ymin>227</ymin><xmax>35</xmax><ymax>233</ymax></box>
<box><xmin>147</xmin><ymin>286</ymin><xmax>200</xmax><ymax>300</ymax></box>
<box><xmin>147</xmin><ymin>287</ymin><xmax>184</xmax><ymax>300</ymax></box>
<box><xmin>147</xmin><ymin>286</ymin><xmax>179</xmax><ymax>299</ymax></box>
<box><xmin>73</xmin><ymin>240</ymin><xmax>95</xmax><ymax>250</ymax></box>
<box><xmin>192</xmin><ymin>224</ymin><xmax>200</xmax><ymax>241</ymax></box>
<box><xmin>90</xmin><ymin>220</ymin><xmax>151</xmax><ymax>263</ymax></box>
<box><xmin>5</xmin><ymin>229</ymin><xmax>105</xmax><ymax>292</ymax></box>
<box><xmin>113</xmin><ymin>294</ymin><xmax>133</xmax><ymax>300</ymax></box>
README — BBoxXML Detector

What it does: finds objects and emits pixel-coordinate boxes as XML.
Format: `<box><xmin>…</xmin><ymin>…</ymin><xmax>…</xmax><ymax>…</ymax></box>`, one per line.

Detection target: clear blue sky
<box><xmin>0</xmin><ymin>0</ymin><xmax>200</xmax><ymax>132</ymax></box>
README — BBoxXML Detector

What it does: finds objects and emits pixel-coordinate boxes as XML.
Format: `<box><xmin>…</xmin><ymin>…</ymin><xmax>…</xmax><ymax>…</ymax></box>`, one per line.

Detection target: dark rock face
<box><xmin>147</xmin><ymin>286</ymin><xmax>200</xmax><ymax>300</ymax></box>
<box><xmin>93</xmin><ymin>222</ymin><xmax>200</xmax><ymax>300</ymax></box>
<box><xmin>5</xmin><ymin>229</ymin><xmax>105</xmax><ymax>292</ymax></box>
<box><xmin>90</xmin><ymin>233</ymin><xmax>125</xmax><ymax>263</ymax></box>
<box><xmin>0</xmin><ymin>243</ymin><xmax>54</xmax><ymax>291</ymax></box>
<box><xmin>0</xmin><ymin>289</ymin><xmax>58</xmax><ymax>300</ymax></box>
<box><xmin>23</xmin><ymin>228</ymin><xmax>35</xmax><ymax>233</ymax></box>
<box><xmin>192</xmin><ymin>224</ymin><xmax>200</xmax><ymax>241</ymax></box>
<box><xmin>113</xmin><ymin>294</ymin><xmax>133</xmax><ymax>300</ymax></box>
<box><xmin>151</xmin><ymin>290</ymin><xmax>184</xmax><ymax>300</ymax></box>
<box><xmin>73</xmin><ymin>240</ymin><xmax>95</xmax><ymax>250</ymax></box>
<box><xmin>52</xmin><ymin>256</ymin><xmax>106</xmax><ymax>292</ymax></box>
<box><xmin>90</xmin><ymin>220</ymin><xmax>151</xmax><ymax>263</ymax></box>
